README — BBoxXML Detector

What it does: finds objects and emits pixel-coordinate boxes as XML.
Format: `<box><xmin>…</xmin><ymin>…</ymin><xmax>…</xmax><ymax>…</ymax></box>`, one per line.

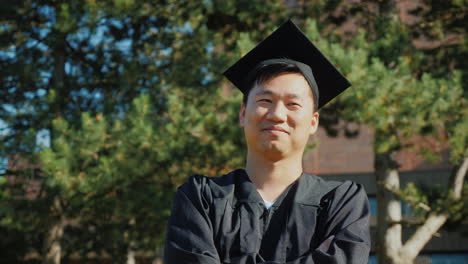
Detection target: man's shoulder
<box><xmin>300</xmin><ymin>173</ymin><xmax>350</xmax><ymax>191</ymax></box>
<box><xmin>297</xmin><ymin>173</ymin><xmax>367</xmax><ymax>205</ymax></box>
<box><xmin>178</xmin><ymin>169</ymin><xmax>241</xmax><ymax>200</ymax></box>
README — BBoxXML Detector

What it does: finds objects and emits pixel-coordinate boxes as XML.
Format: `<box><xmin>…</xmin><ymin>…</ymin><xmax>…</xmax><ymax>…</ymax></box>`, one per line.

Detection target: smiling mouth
<box><xmin>262</xmin><ymin>128</ymin><xmax>289</xmax><ymax>134</ymax></box>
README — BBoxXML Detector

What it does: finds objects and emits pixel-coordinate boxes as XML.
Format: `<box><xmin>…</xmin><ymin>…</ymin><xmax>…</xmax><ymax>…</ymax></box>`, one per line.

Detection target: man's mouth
<box><xmin>262</xmin><ymin>127</ymin><xmax>289</xmax><ymax>134</ymax></box>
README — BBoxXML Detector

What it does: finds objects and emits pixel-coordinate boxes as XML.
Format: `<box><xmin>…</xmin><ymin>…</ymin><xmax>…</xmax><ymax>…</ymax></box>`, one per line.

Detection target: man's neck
<box><xmin>245</xmin><ymin>151</ymin><xmax>303</xmax><ymax>202</ymax></box>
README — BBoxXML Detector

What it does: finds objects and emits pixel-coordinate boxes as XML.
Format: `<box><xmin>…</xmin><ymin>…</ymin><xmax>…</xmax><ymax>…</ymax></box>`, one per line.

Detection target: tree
<box><xmin>301</xmin><ymin>20</ymin><xmax>467</xmax><ymax>264</ymax></box>
<box><xmin>36</xmin><ymin>89</ymin><xmax>247</xmax><ymax>263</ymax></box>
<box><xmin>293</xmin><ymin>0</ymin><xmax>468</xmax><ymax>91</ymax></box>
<box><xmin>406</xmin><ymin>0</ymin><xmax>468</xmax><ymax>92</ymax></box>
<box><xmin>0</xmin><ymin>0</ymin><xmax>288</xmax><ymax>263</ymax></box>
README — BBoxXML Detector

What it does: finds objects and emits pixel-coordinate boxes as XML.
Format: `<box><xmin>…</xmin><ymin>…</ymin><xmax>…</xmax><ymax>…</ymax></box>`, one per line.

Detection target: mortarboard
<box><xmin>223</xmin><ymin>19</ymin><xmax>351</xmax><ymax>110</ymax></box>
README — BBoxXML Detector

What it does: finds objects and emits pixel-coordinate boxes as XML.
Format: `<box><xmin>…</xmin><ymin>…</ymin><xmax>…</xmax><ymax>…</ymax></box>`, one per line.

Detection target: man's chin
<box><xmin>259</xmin><ymin>143</ymin><xmax>289</xmax><ymax>159</ymax></box>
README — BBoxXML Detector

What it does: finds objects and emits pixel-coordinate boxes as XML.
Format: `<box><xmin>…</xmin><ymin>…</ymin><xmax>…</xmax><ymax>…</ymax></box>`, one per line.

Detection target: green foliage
<box><xmin>36</xmin><ymin>90</ymin><xmax>245</xmax><ymax>257</ymax></box>
<box><xmin>398</xmin><ymin>182</ymin><xmax>431</xmax><ymax>217</ymax></box>
<box><xmin>447</xmin><ymin>107</ymin><xmax>468</xmax><ymax>164</ymax></box>
<box><xmin>303</xmin><ymin>19</ymin><xmax>466</xmax><ymax>162</ymax></box>
<box><xmin>413</xmin><ymin>0</ymin><xmax>468</xmax><ymax>79</ymax></box>
<box><xmin>0</xmin><ymin>0</ymin><xmax>286</xmax><ymax>260</ymax></box>
<box><xmin>398</xmin><ymin>182</ymin><xmax>468</xmax><ymax>224</ymax></box>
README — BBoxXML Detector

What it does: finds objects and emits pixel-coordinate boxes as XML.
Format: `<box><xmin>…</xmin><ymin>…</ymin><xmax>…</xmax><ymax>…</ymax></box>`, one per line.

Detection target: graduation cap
<box><xmin>223</xmin><ymin>19</ymin><xmax>351</xmax><ymax>110</ymax></box>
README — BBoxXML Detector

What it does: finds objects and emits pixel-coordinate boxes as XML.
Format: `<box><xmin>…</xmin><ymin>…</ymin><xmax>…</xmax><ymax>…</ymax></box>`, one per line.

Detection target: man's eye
<box><xmin>257</xmin><ymin>99</ymin><xmax>272</xmax><ymax>103</ymax></box>
<box><xmin>288</xmin><ymin>102</ymin><xmax>300</xmax><ymax>107</ymax></box>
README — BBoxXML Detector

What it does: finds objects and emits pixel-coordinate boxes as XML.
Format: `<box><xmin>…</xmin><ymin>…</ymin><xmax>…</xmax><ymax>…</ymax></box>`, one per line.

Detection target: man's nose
<box><xmin>267</xmin><ymin>102</ymin><xmax>287</xmax><ymax>122</ymax></box>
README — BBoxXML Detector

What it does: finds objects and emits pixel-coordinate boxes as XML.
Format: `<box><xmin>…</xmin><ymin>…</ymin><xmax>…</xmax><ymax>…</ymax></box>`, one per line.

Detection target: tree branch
<box><xmin>401</xmin><ymin>156</ymin><xmax>468</xmax><ymax>258</ymax></box>
<box><xmin>453</xmin><ymin>157</ymin><xmax>468</xmax><ymax>198</ymax></box>
<box><xmin>401</xmin><ymin>213</ymin><xmax>447</xmax><ymax>259</ymax></box>
<box><xmin>382</xmin><ymin>183</ymin><xmax>432</xmax><ymax>212</ymax></box>
<box><xmin>389</xmin><ymin>216</ymin><xmax>425</xmax><ymax>226</ymax></box>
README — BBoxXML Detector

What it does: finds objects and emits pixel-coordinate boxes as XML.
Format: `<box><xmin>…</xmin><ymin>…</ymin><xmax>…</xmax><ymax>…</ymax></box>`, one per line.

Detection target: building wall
<box><xmin>303</xmin><ymin>125</ymin><xmax>451</xmax><ymax>175</ymax></box>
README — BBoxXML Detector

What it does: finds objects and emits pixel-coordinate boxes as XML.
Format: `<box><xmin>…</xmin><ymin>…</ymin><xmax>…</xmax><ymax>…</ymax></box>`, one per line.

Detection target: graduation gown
<box><xmin>164</xmin><ymin>169</ymin><xmax>370</xmax><ymax>264</ymax></box>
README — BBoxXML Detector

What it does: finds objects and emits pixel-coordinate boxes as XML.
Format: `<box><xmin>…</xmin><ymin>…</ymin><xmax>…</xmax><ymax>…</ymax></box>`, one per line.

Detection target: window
<box><xmin>368</xmin><ymin>254</ymin><xmax>468</xmax><ymax>264</ymax></box>
<box><xmin>368</xmin><ymin>197</ymin><xmax>378</xmax><ymax>216</ymax></box>
<box><xmin>368</xmin><ymin>255</ymin><xmax>377</xmax><ymax>264</ymax></box>
<box><xmin>429</xmin><ymin>254</ymin><xmax>468</xmax><ymax>264</ymax></box>
<box><xmin>367</xmin><ymin>197</ymin><xmax>416</xmax><ymax>217</ymax></box>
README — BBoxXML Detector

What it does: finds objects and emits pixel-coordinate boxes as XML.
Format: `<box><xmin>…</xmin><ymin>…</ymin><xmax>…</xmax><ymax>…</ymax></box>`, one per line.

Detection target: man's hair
<box><xmin>242</xmin><ymin>61</ymin><xmax>318</xmax><ymax>112</ymax></box>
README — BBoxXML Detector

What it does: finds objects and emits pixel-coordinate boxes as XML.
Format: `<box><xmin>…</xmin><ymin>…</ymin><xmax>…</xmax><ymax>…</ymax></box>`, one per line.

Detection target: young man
<box><xmin>164</xmin><ymin>20</ymin><xmax>370</xmax><ymax>264</ymax></box>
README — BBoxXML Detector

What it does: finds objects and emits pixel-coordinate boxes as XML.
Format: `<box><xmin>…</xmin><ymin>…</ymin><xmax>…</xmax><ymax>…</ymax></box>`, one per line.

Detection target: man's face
<box><xmin>240</xmin><ymin>73</ymin><xmax>319</xmax><ymax>161</ymax></box>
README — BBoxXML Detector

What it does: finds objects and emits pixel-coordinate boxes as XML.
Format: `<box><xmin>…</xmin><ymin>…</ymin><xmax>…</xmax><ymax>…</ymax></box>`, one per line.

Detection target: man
<box><xmin>164</xmin><ymin>20</ymin><xmax>370</xmax><ymax>264</ymax></box>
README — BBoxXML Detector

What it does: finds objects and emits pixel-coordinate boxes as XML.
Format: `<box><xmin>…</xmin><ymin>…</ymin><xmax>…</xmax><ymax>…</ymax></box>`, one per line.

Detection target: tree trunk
<box><xmin>49</xmin><ymin>28</ymin><xmax>67</xmax><ymax>148</ymax></box>
<box><xmin>127</xmin><ymin>248</ymin><xmax>136</xmax><ymax>264</ymax></box>
<box><xmin>125</xmin><ymin>217</ymin><xmax>136</xmax><ymax>264</ymax></box>
<box><xmin>375</xmin><ymin>152</ymin><xmax>407</xmax><ymax>264</ymax></box>
<box><xmin>42</xmin><ymin>216</ymin><xmax>65</xmax><ymax>264</ymax></box>
<box><xmin>42</xmin><ymin>20</ymin><xmax>67</xmax><ymax>264</ymax></box>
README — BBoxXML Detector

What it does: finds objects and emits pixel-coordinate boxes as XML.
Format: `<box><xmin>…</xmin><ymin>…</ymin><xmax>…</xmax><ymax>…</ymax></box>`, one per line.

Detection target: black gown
<box><xmin>164</xmin><ymin>169</ymin><xmax>370</xmax><ymax>264</ymax></box>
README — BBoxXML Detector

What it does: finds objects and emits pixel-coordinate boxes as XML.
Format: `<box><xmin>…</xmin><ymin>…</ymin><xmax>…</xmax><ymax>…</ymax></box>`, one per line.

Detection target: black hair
<box><xmin>242</xmin><ymin>61</ymin><xmax>318</xmax><ymax>112</ymax></box>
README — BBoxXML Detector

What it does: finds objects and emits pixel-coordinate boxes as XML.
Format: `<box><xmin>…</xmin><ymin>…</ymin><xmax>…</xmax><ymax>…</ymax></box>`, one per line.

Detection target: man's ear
<box><xmin>239</xmin><ymin>103</ymin><xmax>246</xmax><ymax>127</ymax></box>
<box><xmin>309</xmin><ymin>111</ymin><xmax>319</xmax><ymax>135</ymax></box>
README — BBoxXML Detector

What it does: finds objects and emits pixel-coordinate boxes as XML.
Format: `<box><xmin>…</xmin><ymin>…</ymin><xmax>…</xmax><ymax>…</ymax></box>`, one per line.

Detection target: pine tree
<box><xmin>303</xmin><ymin>19</ymin><xmax>467</xmax><ymax>264</ymax></box>
<box><xmin>0</xmin><ymin>0</ymin><xmax>287</xmax><ymax>262</ymax></box>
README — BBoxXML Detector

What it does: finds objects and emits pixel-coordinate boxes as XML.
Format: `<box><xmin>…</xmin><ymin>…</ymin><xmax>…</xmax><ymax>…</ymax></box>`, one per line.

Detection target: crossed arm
<box><xmin>164</xmin><ymin>180</ymin><xmax>370</xmax><ymax>264</ymax></box>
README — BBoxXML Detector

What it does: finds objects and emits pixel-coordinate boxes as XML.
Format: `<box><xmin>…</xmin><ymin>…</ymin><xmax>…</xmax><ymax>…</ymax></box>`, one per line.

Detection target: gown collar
<box><xmin>234</xmin><ymin>169</ymin><xmax>323</xmax><ymax>207</ymax></box>
<box><xmin>234</xmin><ymin>169</ymin><xmax>321</xmax><ymax>207</ymax></box>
